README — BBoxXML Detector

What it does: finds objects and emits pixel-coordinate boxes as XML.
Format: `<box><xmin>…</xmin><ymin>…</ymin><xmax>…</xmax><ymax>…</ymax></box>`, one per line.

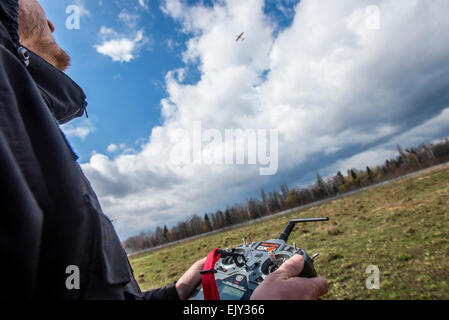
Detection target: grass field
<box><xmin>129</xmin><ymin>164</ymin><xmax>449</xmax><ymax>299</ymax></box>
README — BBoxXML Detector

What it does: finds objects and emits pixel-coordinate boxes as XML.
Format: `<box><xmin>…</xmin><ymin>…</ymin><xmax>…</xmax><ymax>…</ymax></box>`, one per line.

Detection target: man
<box><xmin>0</xmin><ymin>0</ymin><xmax>328</xmax><ymax>300</ymax></box>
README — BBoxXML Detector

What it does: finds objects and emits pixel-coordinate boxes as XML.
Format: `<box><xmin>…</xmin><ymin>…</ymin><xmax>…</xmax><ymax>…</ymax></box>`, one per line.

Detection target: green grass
<box><xmin>130</xmin><ymin>164</ymin><xmax>449</xmax><ymax>299</ymax></box>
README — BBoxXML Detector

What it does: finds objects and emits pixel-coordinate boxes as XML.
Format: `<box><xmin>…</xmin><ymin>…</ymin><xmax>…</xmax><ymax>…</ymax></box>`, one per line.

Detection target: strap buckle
<box><xmin>200</xmin><ymin>268</ymin><xmax>217</xmax><ymax>275</ymax></box>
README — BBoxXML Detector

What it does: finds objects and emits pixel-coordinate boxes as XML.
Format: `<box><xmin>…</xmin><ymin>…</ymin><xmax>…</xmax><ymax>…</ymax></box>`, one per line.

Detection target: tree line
<box><xmin>123</xmin><ymin>138</ymin><xmax>449</xmax><ymax>252</ymax></box>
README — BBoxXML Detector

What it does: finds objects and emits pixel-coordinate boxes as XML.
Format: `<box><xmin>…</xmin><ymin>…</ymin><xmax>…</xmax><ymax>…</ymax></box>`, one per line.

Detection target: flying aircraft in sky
<box><xmin>236</xmin><ymin>32</ymin><xmax>245</xmax><ymax>42</ymax></box>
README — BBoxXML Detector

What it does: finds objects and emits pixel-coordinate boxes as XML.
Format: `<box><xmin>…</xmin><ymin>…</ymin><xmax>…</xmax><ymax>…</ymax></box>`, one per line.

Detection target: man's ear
<box><xmin>47</xmin><ymin>19</ymin><xmax>55</xmax><ymax>33</ymax></box>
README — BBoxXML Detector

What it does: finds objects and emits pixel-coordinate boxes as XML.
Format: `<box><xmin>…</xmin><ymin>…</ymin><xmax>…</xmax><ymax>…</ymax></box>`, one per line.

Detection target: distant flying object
<box><xmin>236</xmin><ymin>32</ymin><xmax>245</xmax><ymax>42</ymax></box>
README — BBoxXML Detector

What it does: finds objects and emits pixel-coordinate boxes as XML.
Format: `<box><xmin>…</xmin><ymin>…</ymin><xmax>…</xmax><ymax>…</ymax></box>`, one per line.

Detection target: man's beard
<box><xmin>53</xmin><ymin>46</ymin><xmax>71</xmax><ymax>71</ymax></box>
<box><xmin>39</xmin><ymin>39</ymin><xmax>71</xmax><ymax>71</ymax></box>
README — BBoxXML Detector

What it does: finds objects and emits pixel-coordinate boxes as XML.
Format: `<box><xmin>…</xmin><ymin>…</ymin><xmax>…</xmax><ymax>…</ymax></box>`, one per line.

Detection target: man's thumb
<box><xmin>274</xmin><ymin>254</ymin><xmax>305</xmax><ymax>278</ymax></box>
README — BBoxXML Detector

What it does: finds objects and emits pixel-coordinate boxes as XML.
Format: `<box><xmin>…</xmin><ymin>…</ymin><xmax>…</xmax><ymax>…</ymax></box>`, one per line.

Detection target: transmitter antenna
<box><xmin>278</xmin><ymin>217</ymin><xmax>329</xmax><ymax>242</ymax></box>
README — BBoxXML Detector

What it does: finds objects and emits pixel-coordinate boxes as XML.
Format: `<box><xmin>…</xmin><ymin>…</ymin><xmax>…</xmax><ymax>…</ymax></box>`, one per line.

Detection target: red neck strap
<box><xmin>201</xmin><ymin>248</ymin><xmax>221</xmax><ymax>300</ymax></box>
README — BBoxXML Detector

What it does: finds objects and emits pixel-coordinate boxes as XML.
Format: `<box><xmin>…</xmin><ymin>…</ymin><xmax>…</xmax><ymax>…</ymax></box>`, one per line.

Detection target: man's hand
<box><xmin>175</xmin><ymin>257</ymin><xmax>206</xmax><ymax>300</ymax></box>
<box><xmin>250</xmin><ymin>254</ymin><xmax>328</xmax><ymax>300</ymax></box>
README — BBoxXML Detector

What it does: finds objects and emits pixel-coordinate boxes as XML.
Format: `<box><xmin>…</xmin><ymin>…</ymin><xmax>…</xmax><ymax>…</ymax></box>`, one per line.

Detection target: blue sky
<box><xmin>41</xmin><ymin>0</ymin><xmax>298</xmax><ymax>163</ymax></box>
<box><xmin>40</xmin><ymin>0</ymin><xmax>191</xmax><ymax>161</ymax></box>
<box><xmin>38</xmin><ymin>0</ymin><xmax>449</xmax><ymax>239</ymax></box>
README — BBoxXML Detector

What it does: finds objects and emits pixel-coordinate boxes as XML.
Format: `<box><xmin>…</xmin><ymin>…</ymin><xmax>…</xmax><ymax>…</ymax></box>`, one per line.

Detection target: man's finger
<box><xmin>307</xmin><ymin>277</ymin><xmax>329</xmax><ymax>298</ymax></box>
<box><xmin>274</xmin><ymin>254</ymin><xmax>305</xmax><ymax>278</ymax></box>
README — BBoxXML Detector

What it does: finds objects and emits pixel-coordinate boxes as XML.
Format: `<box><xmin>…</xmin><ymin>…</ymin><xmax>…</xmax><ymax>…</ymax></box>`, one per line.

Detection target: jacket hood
<box><xmin>0</xmin><ymin>0</ymin><xmax>88</xmax><ymax>124</ymax></box>
<box><xmin>0</xmin><ymin>0</ymin><xmax>29</xmax><ymax>65</ymax></box>
<box><xmin>0</xmin><ymin>0</ymin><xmax>19</xmax><ymax>45</ymax></box>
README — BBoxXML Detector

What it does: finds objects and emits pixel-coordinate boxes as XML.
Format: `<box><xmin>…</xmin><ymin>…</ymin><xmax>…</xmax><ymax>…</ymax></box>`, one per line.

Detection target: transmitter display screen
<box><xmin>220</xmin><ymin>285</ymin><xmax>245</xmax><ymax>300</ymax></box>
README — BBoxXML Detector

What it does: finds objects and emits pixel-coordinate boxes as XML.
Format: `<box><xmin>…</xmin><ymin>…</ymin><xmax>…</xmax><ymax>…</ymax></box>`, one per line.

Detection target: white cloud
<box><xmin>107</xmin><ymin>143</ymin><xmax>132</xmax><ymax>154</ymax></box>
<box><xmin>138</xmin><ymin>0</ymin><xmax>149</xmax><ymax>11</ymax></box>
<box><xmin>94</xmin><ymin>6</ymin><xmax>149</xmax><ymax>63</ymax></box>
<box><xmin>74</xmin><ymin>0</ymin><xmax>91</xmax><ymax>17</ymax></box>
<box><xmin>326</xmin><ymin>148</ymin><xmax>398</xmax><ymax>176</ymax></box>
<box><xmin>94</xmin><ymin>27</ymin><xmax>147</xmax><ymax>62</ymax></box>
<box><xmin>107</xmin><ymin>144</ymin><xmax>118</xmax><ymax>153</ymax></box>
<box><xmin>118</xmin><ymin>9</ymin><xmax>140</xmax><ymax>29</ymax></box>
<box><xmin>83</xmin><ymin>0</ymin><xmax>449</xmax><ymax>238</ymax></box>
<box><xmin>61</xmin><ymin>120</ymin><xmax>95</xmax><ymax>141</ymax></box>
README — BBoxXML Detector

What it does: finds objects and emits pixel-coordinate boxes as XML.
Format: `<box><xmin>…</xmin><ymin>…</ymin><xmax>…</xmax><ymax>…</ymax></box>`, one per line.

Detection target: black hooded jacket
<box><xmin>0</xmin><ymin>0</ymin><xmax>179</xmax><ymax>300</ymax></box>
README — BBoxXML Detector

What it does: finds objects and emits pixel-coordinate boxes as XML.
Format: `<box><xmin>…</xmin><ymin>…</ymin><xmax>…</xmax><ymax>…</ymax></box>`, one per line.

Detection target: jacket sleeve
<box><xmin>0</xmin><ymin>44</ymin><xmax>45</xmax><ymax>300</ymax></box>
<box><xmin>143</xmin><ymin>281</ymin><xmax>181</xmax><ymax>300</ymax></box>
